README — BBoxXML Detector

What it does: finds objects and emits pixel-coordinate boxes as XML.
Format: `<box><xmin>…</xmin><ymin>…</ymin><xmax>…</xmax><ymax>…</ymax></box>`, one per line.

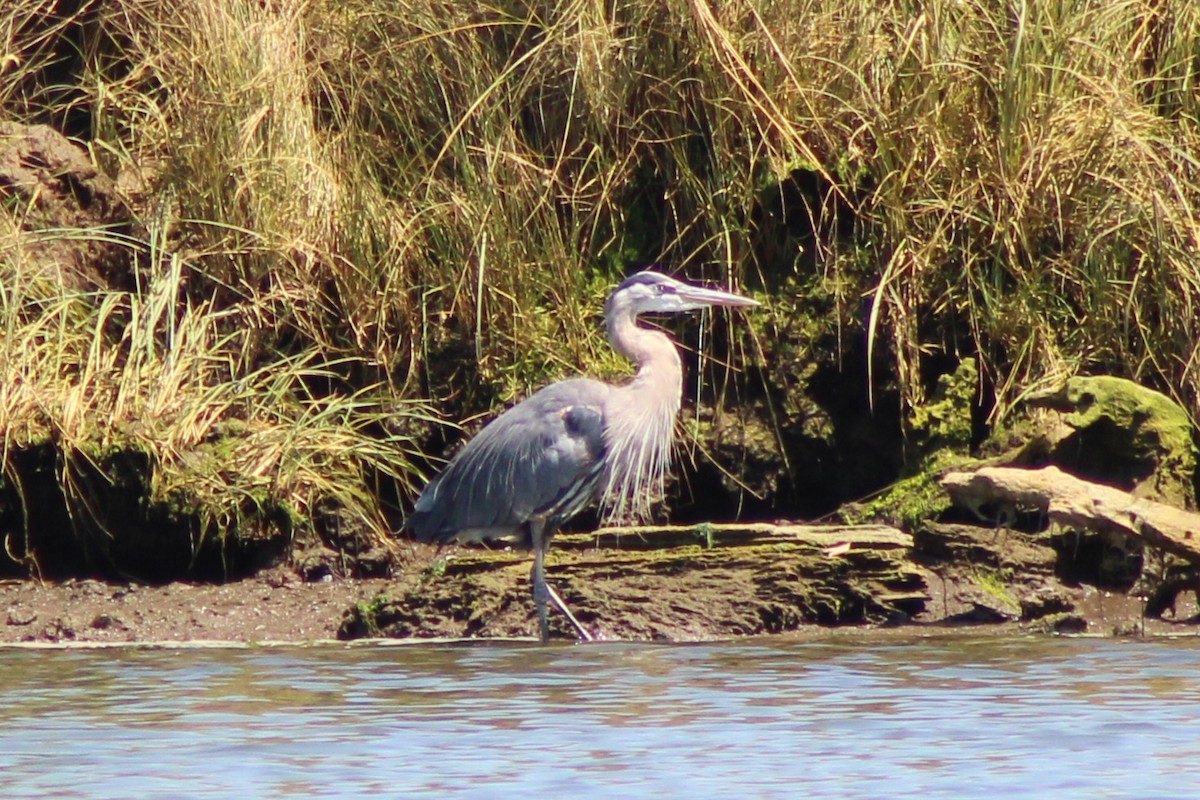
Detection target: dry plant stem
<box><xmin>941</xmin><ymin>466</ymin><xmax>1200</xmax><ymax>562</ymax></box>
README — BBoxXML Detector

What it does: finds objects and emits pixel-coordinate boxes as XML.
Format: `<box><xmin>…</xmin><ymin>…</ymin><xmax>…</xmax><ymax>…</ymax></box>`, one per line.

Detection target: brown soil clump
<box><xmin>0</xmin><ymin>122</ymin><xmax>135</xmax><ymax>290</ymax></box>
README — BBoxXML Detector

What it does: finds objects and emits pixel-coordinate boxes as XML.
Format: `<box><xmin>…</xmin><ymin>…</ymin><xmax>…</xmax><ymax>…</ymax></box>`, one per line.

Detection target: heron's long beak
<box><xmin>677</xmin><ymin>284</ymin><xmax>760</xmax><ymax>310</ymax></box>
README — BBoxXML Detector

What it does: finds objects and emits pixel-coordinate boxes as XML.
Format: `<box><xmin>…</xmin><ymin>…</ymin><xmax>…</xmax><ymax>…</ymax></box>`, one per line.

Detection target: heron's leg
<box><xmin>529</xmin><ymin>516</ymin><xmax>552</xmax><ymax>643</ymax></box>
<box><xmin>531</xmin><ymin>542</ymin><xmax>550</xmax><ymax>644</ymax></box>
<box><xmin>529</xmin><ymin>518</ymin><xmax>593</xmax><ymax>643</ymax></box>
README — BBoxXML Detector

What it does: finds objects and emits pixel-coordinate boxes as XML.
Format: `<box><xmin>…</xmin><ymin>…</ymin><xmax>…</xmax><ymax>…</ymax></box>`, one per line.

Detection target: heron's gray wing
<box><xmin>407</xmin><ymin>379</ymin><xmax>609</xmax><ymax>545</ymax></box>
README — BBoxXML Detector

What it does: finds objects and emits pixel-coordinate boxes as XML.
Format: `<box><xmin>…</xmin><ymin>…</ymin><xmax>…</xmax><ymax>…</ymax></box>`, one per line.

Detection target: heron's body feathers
<box><xmin>408</xmin><ymin>379</ymin><xmax>610</xmax><ymax>548</ymax></box>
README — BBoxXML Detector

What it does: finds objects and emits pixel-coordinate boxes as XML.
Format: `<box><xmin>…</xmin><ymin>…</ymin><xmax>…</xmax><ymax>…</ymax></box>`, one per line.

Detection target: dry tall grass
<box><xmin>2</xmin><ymin>0</ymin><xmax>1198</xmax><ymax>567</ymax></box>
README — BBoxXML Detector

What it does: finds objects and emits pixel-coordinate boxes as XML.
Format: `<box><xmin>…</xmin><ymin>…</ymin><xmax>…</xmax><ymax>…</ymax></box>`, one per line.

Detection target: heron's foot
<box><xmin>546</xmin><ymin>582</ymin><xmax>594</xmax><ymax>643</ymax></box>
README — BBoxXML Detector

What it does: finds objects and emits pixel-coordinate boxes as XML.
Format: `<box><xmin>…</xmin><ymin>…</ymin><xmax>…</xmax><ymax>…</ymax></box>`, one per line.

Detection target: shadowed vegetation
<box><xmin>2</xmin><ymin>0</ymin><xmax>1198</xmax><ymax>576</ymax></box>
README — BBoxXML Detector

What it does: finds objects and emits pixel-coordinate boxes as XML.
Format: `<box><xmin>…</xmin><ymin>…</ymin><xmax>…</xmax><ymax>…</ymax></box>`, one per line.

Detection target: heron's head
<box><xmin>607</xmin><ymin>270</ymin><xmax>759</xmax><ymax>318</ymax></box>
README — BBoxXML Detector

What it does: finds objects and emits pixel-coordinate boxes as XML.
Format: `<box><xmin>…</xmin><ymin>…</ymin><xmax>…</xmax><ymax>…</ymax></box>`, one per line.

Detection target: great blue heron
<box><xmin>407</xmin><ymin>270</ymin><xmax>759</xmax><ymax>642</ymax></box>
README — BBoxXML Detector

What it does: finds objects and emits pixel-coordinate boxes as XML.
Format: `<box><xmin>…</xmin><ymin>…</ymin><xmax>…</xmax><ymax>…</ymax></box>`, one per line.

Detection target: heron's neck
<box><xmin>600</xmin><ymin>309</ymin><xmax>683</xmax><ymax>523</ymax></box>
<box><xmin>607</xmin><ymin>310</ymin><xmax>684</xmax><ymax>404</ymax></box>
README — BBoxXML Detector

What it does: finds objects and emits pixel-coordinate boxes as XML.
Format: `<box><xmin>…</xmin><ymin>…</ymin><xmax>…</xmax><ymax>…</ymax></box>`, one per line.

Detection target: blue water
<box><xmin>2</xmin><ymin>635</ymin><xmax>1199</xmax><ymax>798</ymax></box>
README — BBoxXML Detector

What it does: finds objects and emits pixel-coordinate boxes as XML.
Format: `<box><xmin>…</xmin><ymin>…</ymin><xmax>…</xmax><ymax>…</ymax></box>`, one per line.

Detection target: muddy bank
<box><xmin>338</xmin><ymin>521</ymin><xmax>1198</xmax><ymax>644</ymax></box>
<box><xmin>3</xmin><ymin>514</ymin><xmax>1195</xmax><ymax>646</ymax></box>
<box><xmin>343</xmin><ymin>525</ymin><xmax>925</xmax><ymax>642</ymax></box>
<box><xmin>341</xmin><ymin>529</ymin><xmax>982</xmax><ymax>643</ymax></box>
<box><xmin>0</xmin><ymin>572</ymin><xmax>392</xmax><ymax>645</ymax></box>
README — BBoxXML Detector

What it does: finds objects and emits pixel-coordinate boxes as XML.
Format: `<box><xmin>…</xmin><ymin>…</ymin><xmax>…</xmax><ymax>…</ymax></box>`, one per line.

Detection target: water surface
<box><xmin>2</xmin><ymin>634</ymin><xmax>1199</xmax><ymax>798</ymax></box>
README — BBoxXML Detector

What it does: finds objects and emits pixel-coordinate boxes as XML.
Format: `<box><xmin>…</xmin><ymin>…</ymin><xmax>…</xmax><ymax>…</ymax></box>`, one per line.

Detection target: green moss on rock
<box><xmin>845</xmin><ymin>358</ymin><xmax>980</xmax><ymax>529</ymax></box>
<box><xmin>1033</xmin><ymin>375</ymin><xmax>1197</xmax><ymax>508</ymax></box>
<box><xmin>908</xmin><ymin>358</ymin><xmax>978</xmax><ymax>461</ymax></box>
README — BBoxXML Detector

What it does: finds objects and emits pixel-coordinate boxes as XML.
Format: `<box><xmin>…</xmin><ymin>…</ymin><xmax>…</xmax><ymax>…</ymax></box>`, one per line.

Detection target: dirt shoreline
<box><xmin>0</xmin><ymin>573</ymin><xmax>392</xmax><ymax>645</ymax></box>
<box><xmin>3</xmin><ymin>547</ymin><xmax>1195</xmax><ymax>647</ymax></box>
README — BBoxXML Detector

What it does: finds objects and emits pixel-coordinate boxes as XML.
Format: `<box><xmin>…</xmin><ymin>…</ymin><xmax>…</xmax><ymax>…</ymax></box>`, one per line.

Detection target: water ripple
<box><xmin>2</xmin><ymin>635</ymin><xmax>1200</xmax><ymax>798</ymax></box>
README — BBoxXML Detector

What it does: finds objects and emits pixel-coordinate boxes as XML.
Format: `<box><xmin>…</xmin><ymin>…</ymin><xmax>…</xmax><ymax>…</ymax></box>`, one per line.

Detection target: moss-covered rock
<box><xmin>1028</xmin><ymin>375</ymin><xmax>1197</xmax><ymax>509</ymax></box>
<box><xmin>908</xmin><ymin>357</ymin><xmax>978</xmax><ymax>461</ymax></box>
<box><xmin>844</xmin><ymin>358</ymin><xmax>979</xmax><ymax>529</ymax></box>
